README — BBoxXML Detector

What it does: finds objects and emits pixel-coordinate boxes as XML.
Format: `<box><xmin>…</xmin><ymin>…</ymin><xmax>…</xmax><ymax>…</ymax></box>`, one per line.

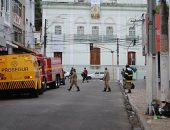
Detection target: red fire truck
<box><xmin>35</xmin><ymin>54</ymin><xmax>63</xmax><ymax>90</ymax></box>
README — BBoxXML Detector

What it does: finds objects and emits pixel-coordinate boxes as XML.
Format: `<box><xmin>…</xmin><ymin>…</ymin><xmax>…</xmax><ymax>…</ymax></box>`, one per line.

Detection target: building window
<box><xmin>54</xmin><ymin>52</ymin><xmax>62</xmax><ymax>64</ymax></box>
<box><xmin>6</xmin><ymin>0</ymin><xmax>9</xmax><ymax>12</ymax></box>
<box><xmin>128</xmin><ymin>51</ymin><xmax>136</xmax><ymax>65</ymax></box>
<box><xmin>90</xmin><ymin>47</ymin><xmax>100</xmax><ymax>65</ymax></box>
<box><xmin>35</xmin><ymin>38</ymin><xmax>37</xmax><ymax>43</ymax></box>
<box><xmin>13</xmin><ymin>0</ymin><xmax>22</xmax><ymax>17</ymax></box>
<box><xmin>13</xmin><ymin>25</ymin><xmax>22</xmax><ymax>43</ymax></box>
<box><xmin>55</xmin><ymin>26</ymin><xmax>62</xmax><ymax>35</ymax></box>
<box><xmin>92</xmin><ymin>26</ymin><xmax>99</xmax><ymax>35</ymax></box>
<box><xmin>77</xmin><ymin>26</ymin><xmax>84</xmax><ymax>35</ymax></box>
<box><xmin>1</xmin><ymin>0</ymin><xmax>4</xmax><ymax>10</ymax></box>
<box><xmin>129</xmin><ymin>26</ymin><xmax>135</xmax><ymax>36</ymax></box>
<box><xmin>106</xmin><ymin>26</ymin><xmax>113</xmax><ymax>36</ymax></box>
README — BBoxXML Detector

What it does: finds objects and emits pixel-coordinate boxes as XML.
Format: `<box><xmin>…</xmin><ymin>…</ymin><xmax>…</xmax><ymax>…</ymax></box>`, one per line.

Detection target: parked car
<box><xmin>64</xmin><ymin>71</ymin><xmax>70</xmax><ymax>79</ymax></box>
<box><xmin>87</xmin><ymin>71</ymin><xmax>104</xmax><ymax>80</ymax></box>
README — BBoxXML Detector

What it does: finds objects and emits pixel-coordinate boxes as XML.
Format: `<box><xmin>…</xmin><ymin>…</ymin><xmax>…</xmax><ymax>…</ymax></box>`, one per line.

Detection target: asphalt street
<box><xmin>0</xmin><ymin>80</ymin><xmax>132</xmax><ymax>130</ymax></box>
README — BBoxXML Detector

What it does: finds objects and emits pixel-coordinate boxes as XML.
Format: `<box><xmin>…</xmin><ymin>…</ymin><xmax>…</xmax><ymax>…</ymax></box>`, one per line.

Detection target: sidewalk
<box><xmin>126</xmin><ymin>79</ymin><xmax>170</xmax><ymax>130</ymax></box>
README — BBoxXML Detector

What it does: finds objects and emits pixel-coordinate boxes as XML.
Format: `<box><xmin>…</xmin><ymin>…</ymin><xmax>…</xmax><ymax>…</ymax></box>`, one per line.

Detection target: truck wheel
<box><xmin>49</xmin><ymin>81</ymin><xmax>57</xmax><ymax>89</ymax></box>
<box><xmin>53</xmin><ymin>80</ymin><xmax>58</xmax><ymax>89</ymax></box>
<box><xmin>39</xmin><ymin>87</ymin><xmax>44</xmax><ymax>95</ymax></box>
<box><xmin>42</xmin><ymin>78</ymin><xmax>47</xmax><ymax>91</ymax></box>
<box><xmin>44</xmin><ymin>81</ymin><xmax>47</xmax><ymax>90</ymax></box>
<box><xmin>31</xmin><ymin>90</ymin><xmax>39</xmax><ymax>98</ymax></box>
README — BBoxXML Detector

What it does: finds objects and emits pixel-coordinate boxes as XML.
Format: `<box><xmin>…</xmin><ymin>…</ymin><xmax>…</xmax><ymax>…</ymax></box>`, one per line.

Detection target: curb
<box><xmin>118</xmin><ymin>80</ymin><xmax>152</xmax><ymax>130</ymax></box>
<box><xmin>128</xmin><ymin>96</ymin><xmax>152</xmax><ymax>130</ymax></box>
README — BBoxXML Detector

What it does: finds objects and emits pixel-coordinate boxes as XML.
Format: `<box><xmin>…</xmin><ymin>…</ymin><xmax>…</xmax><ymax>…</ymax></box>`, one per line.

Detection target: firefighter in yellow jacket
<box><xmin>68</xmin><ymin>68</ymin><xmax>80</xmax><ymax>92</ymax></box>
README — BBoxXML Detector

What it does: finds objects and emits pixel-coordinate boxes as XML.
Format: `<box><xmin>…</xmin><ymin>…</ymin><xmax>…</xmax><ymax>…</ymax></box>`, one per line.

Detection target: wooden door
<box><xmin>90</xmin><ymin>48</ymin><xmax>100</xmax><ymax>65</ymax></box>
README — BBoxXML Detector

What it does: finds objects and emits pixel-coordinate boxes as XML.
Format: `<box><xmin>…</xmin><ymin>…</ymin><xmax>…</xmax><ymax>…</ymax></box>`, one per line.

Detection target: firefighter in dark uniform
<box><xmin>124</xmin><ymin>65</ymin><xmax>133</xmax><ymax>93</ymax></box>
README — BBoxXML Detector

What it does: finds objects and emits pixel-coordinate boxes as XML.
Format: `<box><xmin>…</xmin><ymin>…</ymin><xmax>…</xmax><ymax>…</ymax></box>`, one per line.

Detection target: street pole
<box><xmin>160</xmin><ymin>0</ymin><xmax>169</xmax><ymax>102</ymax></box>
<box><xmin>111</xmin><ymin>51</ymin><xmax>114</xmax><ymax>80</ymax></box>
<box><xmin>117</xmin><ymin>38</ymin><xmax>119</xmax><ymax>65</ymax></box>
<box><xmin>147</xmin><ymin>0</ymin><xmax>157</xmax><ymax>115</ymax></box>
<box><xmin>44</xmin><ymin>19</ymin><xmax>47</xmax><ymax>57</ymax></box>
<box><xmin>116</xmin><ymin>38</ymin><xmax>120</xmax><ymax>81</ymax></box>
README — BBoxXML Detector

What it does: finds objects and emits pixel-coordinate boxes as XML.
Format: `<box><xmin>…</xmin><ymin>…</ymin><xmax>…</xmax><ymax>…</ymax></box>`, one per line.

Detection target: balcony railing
<box><xmin>126</xmin><ymin>35</ymin><xmax>140</xmax><ymax>41</ymax></box>
<box><xmin>74</xmin><ymin>34</ymin><xmax>117</xmax><ymax>43</ymax></box>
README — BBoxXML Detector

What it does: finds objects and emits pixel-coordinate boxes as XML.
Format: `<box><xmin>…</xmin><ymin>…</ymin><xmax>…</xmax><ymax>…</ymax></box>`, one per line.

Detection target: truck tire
<box><xmin>53</xmin><ymin>80</ymin><xmax>58</xmax><ymax>89</ymax></box>
<box><xmin>31</xmin><ymin>90</ymin><xmax>39</xmax><ymax>98</ymax></box>
<box><xmin>56</xmin><ymin>74</ymin><xmax>60</xmax><ymax>88</ymax></box>
<box><xmin>42</xmin><ymin>78</ymin><xmax>47</xmax><ymax>91</ymax></box>
<box><xmin>49</xmin><ymin>81</ymin><xmax>57</xmax><ymax>89</ymax></box>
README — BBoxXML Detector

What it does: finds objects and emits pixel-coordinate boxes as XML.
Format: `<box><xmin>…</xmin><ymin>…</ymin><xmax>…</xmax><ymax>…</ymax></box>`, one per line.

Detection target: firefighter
<box><xmin>68</xmin><ymin>69</ymin><xmax>80</xmax><ymax>92</ymax></box>
<box><xmin>124</xmin><ymin>65</ymin><xmax>133</xmax><ymax>93</ymax></box>
<box><xmin>103</xmin><ymin>67</ymin><xmax>111</xmax><ymax>92</ymax></box>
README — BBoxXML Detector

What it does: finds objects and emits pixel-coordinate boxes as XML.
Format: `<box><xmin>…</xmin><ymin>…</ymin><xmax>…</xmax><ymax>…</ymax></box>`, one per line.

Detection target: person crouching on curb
<box><xmin>103</xmin><ymin>67</ymin><xmax>111</xmax><ymax>92</ymax></box>
<box><xmin>68</xmin><ymin>69</ymin><xmax>80</xmax><ymax>92</ymax></box>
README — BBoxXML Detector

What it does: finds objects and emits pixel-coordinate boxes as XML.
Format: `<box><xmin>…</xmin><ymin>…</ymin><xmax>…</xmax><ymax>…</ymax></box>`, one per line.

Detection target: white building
<box><xmin>0</xmin><ymin>0</ymin><xmax>35</xmax><ymax>54</ymax></box>
<box><xmin>41</xmin><ymin>0</ymin><xmax>147</xmax><ymax>67</ymax></box>
<box><xmin>25</xmin><ymin>0</ymin><xmax>35</xmax><ymax>49</ymax></box>
<box><xmin>0</xmin><ymin>0</ymin><xmax>13</xmax><ymax>54</ymax></box>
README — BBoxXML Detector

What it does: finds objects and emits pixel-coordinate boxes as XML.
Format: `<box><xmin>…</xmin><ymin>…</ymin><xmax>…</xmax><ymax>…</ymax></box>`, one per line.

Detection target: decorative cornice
<box><xmin>42</xmin><ymin>1</ymin><xmax>147</xmax><ymax>8</ymax></box>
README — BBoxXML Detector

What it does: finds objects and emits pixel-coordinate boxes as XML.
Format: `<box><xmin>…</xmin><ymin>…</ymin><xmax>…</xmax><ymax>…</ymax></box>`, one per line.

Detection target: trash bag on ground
<box><xmin>159</xmin><ymin>102</ymin><xmax>170</xmax><ymax>117</ymax></box>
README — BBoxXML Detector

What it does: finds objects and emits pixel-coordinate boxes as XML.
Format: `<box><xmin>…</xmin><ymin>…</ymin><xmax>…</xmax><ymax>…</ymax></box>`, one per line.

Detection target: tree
<box><xmin>35</xmin><ymin>0</ymin><xmax>42</xmax><ymax>31</ymax></box>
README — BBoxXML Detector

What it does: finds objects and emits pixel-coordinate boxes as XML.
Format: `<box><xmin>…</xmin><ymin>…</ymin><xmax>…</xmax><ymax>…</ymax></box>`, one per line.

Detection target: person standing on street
<box><xmin>124</xmin><ymin>65</ymin><xmax>133</xmax><ymax>93</ymax></box>
<box><xmin>68</xmin><ymin>69</ymin><xmax>80</xmax><ymax>92</ymax></box>
<box><xmin>103</xmin><ymin>67</ymin><xmax>111</xmax><ymax>92</ymax></box>
<box><xmin>82</xmin><ymin>67</ymin><xmax>88</xmax><ymax>83</ymax></box>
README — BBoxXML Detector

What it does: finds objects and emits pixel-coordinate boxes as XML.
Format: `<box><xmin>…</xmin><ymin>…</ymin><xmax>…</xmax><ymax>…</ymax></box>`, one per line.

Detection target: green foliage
<box><xmin>155</xmin><ymin>5</ymin><xmax>160</xmax><ymax>13</ymax></box>
<box><xmin>35</xmin><ymin>0</ymin><xmax>42</xmax><ymax>31</ymax></box>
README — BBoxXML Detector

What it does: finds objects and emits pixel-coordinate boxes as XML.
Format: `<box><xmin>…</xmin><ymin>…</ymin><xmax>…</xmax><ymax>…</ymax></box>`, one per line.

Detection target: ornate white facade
<box><xmin>42</xmin><ymin>0</ymin><xmax>147</xmax><ymax>66</ymax></box>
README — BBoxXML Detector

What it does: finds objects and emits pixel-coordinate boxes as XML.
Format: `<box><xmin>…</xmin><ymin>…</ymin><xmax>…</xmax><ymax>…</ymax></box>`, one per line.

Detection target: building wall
<box><xmin>42</xmin><ymin>0</ymin><xmax>146</xmax><ymax>66</ymax></box>
<box><xmin>0</xmin><ymin>0</ymin><xmax>12</xmax><ymax>53</ymax></box>
<box><xmin>11</xmin><ymin>0</ymin><xmax>25</xmax><ymax>47</ymax></box>
<box><xmin>25</xmin><ymin>0</ymin><xmax>35</xmax><ymax>49</ymax></box>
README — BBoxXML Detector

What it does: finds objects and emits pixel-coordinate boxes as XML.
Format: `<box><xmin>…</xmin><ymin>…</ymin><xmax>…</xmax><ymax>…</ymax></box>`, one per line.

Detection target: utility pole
<box><xmin>117</xmin><ymin>38</ymin><xmax>119</xmax><ymax>65</ymax></box>
<box><xmin>116</xmin><ymin>38</ymin><xmax>120</xmax><ymax>81</ymax></box>
<box><xmin>160</xmin><ymin>0</ymin><xmax>169</xmax><ymax>102</ymax></box>
<box><xmin>44</xmin><ymin>19</ymin><xmax>47</xmax><ymax>57</ymax></box>
<box><xmin>147</xmin><ymin>0</ymin><xmax>157</xmax><ymax>115</ymax></box>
